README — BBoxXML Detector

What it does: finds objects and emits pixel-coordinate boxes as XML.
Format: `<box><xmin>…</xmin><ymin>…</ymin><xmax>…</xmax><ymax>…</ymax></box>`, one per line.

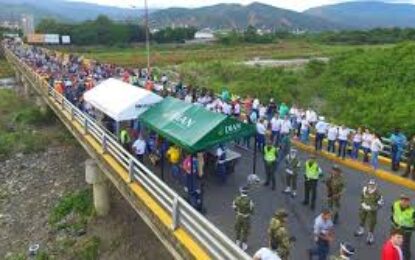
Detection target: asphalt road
<box><xmin>145</xmin><ymin>142</ymin><xmax>414</xmax><ymax>259</ymax></box>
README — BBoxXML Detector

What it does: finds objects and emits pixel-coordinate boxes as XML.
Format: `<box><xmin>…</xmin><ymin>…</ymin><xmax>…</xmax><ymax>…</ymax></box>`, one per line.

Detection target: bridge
<box><xmin>2</xmin><ymin>44</ymin><xmax>414</xmax><ymax>259</ymax></box>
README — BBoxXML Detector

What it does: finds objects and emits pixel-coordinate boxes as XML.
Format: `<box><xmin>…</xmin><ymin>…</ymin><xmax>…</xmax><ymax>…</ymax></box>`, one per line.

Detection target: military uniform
<box><xmin>233</xmin><ymin>188</ymin><xmax>254</xmax><ymax>250</ymax></box>
<box><xmin>284</xmin><ymin>150</ymin><xmax>301</xmax><ymax>197</ymax></box>
<box><xmin>355</xmin><ymin>180</ymin><xmax>383</xmax><ymax>244</ymax></box>
<box><xmin>268</xmin><ymin>210</ymin><xmax>292</xmax><ymax>260</ymax></box>
<box><xmin>325</xmin><ymin>166</ymin><xmax>345</xmax><ymax>224</ymax></box>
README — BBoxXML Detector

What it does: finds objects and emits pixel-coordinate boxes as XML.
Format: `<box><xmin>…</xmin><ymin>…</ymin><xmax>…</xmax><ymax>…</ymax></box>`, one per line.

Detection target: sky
<box><xmin>70</xmin><ymin>0</ymin><xmax>415</xmax><ymax>11</ymax></box>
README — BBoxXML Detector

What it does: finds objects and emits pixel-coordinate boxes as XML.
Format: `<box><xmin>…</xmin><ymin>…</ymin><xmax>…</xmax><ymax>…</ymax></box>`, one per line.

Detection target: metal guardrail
<box><xmin>3</xmin><ymin>46</ymin><xmax>251</xmax><ymax>260</ymax></box>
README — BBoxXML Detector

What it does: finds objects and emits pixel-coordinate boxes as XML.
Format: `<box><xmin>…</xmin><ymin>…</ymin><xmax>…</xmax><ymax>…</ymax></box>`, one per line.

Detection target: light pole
<box><xmin>144</xmin><ymin>0</ymin><xmax>151</xmax><ymax>78</ymax></box>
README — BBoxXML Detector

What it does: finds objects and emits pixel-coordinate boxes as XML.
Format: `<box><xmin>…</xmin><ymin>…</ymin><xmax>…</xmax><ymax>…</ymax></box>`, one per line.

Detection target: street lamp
<box><xmin>131</xmin><ymin>1</ymin><xmax>151</xmax><ymax>78</ymax></box>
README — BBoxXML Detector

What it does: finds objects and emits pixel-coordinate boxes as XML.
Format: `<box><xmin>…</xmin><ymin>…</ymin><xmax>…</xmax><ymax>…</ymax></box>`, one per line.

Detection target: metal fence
<box><xmin>3</xmin><ymin>46</ymin><xmax>251</xmax><ymax>260</ymax></box>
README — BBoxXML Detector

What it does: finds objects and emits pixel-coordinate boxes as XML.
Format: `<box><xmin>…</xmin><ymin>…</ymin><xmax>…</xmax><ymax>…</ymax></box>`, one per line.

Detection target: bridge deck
<box><xmin>147</xmin><ymin>141</ymin><xmax>414</xmax><ymax>259</ymax></box>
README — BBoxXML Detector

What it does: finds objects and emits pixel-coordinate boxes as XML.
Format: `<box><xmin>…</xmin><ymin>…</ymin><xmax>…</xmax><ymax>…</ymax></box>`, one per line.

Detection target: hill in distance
<box><xmin>148</xmin><ymin>2</ymin><xmax>342</xmax><ymax>31</ymax></box>
<box><xmin>304</xmin><ymin>1</ymin><xmax>415</xmax><ymax>29</ymax></box>
<box><xmin>0</xmin><ymin>0</ymin><xmax>146</xmax><ymax>23</ymax></box>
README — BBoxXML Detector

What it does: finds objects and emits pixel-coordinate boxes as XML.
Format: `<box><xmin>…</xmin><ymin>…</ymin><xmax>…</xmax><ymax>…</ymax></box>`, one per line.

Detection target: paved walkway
<box><xmin>144</xmin><ymin>141</ymin><xmax>414</xmax><ymax>259</ymax></box>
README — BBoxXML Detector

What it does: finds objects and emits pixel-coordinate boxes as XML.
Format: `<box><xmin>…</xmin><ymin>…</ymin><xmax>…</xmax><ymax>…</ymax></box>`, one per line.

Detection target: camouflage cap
<box><xmin>240</xmin><ymin>186</ymin><xmax>249</xmax><ymax>195</ymax></box>
<box><xmin>274</xmin><ymin>209</ymin><xmax>288</xmax><ymax>218</ymax></box>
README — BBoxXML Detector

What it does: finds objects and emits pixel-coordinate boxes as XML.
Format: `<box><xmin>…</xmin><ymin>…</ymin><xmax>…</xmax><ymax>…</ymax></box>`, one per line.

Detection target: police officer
<box><xmin>284</xmin><ymin>148</ymin><xmax>301</xmax><ymax>197</ymax></box>
<box><xmin>264</xmin><ymin>138</ymin><xmax>278</xmax><ymax>190</ymax></box>
<box><xmin>325</xmin><ymin>165</ymin><xmax>345</xmax><ymax>224</ymax></box>
<box><xmin>354</xmin><ymin>179</ymin><xmax>383</xmax><ymax>245</ymax></box>
<box><xmin>391</xmin><ymin>194</ymin><xmax>415</xmax><ymax>260</ymax></box>
<box><xmin>303</xmin><ymin>155</ymin><xmax>322</xmax><ymax>211</ymax></box>
<box><xmin>120</xmin><ymin>127</ymin><xmax>131</xmax><ymax>151</ymax></box>
<box><xmin>329</xmin><ymin>242</ymin><xmax>355</xmax><ymax>260</ymax></box>
<box><xmin>268</xmin><ymin>209</ymin><xmax>293</xmax><ymax>260</ymax></box>
<box><xmin>233</xmin><ymin>186</ymin><xmax>254</xmax><ymax>251</ymax></box>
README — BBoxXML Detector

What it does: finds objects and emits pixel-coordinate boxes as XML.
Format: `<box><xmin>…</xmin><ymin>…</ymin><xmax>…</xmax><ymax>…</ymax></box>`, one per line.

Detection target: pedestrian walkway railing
<box><xmin>3</xmin><ymin>45</ymin><xmax>251</xmax><ymax>260</ymax></box>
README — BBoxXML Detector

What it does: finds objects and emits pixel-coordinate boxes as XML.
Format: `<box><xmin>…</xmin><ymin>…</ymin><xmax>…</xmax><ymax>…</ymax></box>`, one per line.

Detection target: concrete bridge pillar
<box><xmin>85</xmin><ymin>159</ymin><xmax>110</xmax><ymax>216</ymax></box>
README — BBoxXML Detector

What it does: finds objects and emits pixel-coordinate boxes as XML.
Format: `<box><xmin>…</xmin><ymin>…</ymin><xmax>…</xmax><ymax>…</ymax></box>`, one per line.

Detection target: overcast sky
<box><xmin>69</xmin><ymin>0</ymin><xmax>415</xmax><ymax>11</ymax></box>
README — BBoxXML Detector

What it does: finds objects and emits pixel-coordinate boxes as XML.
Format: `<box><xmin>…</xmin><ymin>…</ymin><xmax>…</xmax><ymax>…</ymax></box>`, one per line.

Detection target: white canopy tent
<box><xmin>83</xmin><ymin>78</ymin><xmax>163</xmax><ymax>122</ymax></box>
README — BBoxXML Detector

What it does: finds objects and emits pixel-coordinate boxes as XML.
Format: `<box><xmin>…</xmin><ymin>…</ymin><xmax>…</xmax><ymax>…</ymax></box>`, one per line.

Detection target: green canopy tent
<box><xmin>139</xmin><ymin>97</ymin><xmax>257</xmax><ymax>181</ymax></box>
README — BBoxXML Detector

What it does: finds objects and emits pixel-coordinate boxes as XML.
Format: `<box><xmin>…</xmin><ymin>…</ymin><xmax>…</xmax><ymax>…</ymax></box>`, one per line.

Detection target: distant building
<box><xmin>1</xmin><ymin>21</ymin><xmax>20</xmax><ymax>30</ymax></box>
<box><xmin>194</xmin><ymin>28</ymin><xmax>215</xmax><ymax>40</ymax></box>
<box><xmin>21</xmin><ymin>14</ymin><xmax>34</xmax><ymax>36</ymax></box>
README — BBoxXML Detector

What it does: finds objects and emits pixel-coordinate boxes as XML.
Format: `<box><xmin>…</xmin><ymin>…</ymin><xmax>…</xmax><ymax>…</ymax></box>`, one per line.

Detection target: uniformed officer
<box><xmin>325</xmin><ymin>165</ymin><xmax>345</xmax><ymax>224</ymax></box>
<box><xmin>391</xmin><ymin>194</ymin><xmax>415</xmax><ymax>260</ymax></box>
<box><xmin>354</xmin><ymin>179</ymin><xmax>384</xmax><ymax>245</ymax></box>
<box><xmin>233</xmin><ymin>186</ymin><xmax>254</xmax><ymax>251</ymax></box>
<box><xmin>329</xmin><ymin>242</ymin><xmax>355</xmax><ymax>260</ymax></box>
<box><xmin>283</xmin><ymin>148</ymin><xmax>301</xmax><ymax>197</ymax></box>
<box><xmin>302</xmin><ymin>155</ymin><xmax>322</xmax><ymax>211</ymax></box>
<box><xmin>268</xmin><ymin>209</ymin><xmax>293</xmax><ymax>260</ymax></box>
<box><xmin>264</xmin><ymin>138</ymin><xmax>278</xmax><ymax>190</ymax></box>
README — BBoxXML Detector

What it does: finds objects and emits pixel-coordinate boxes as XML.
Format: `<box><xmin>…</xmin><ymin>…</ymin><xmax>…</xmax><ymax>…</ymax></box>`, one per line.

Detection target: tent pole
<box><xmin>253</xmin><ymin>136</ymin><xmax>257</xmax><ymax>175</ymax></box>
<box><xmin>161</xmin><ymin>148</ymin><xmax>165</xmax><ymax>181</ymax></box>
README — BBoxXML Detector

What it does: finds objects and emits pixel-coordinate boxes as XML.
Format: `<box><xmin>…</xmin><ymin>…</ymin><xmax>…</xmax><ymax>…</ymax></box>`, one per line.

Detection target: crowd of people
<box><xmin>5</xmin><ymin>40</ymin><xmax>415</xmax><ymax>260</ymax></box>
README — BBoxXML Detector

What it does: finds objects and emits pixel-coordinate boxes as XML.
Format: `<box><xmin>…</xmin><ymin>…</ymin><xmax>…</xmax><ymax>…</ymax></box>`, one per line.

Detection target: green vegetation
<box><xmin>70</xmin><ymin>40</ymin><xmax>390</xmax><ymax>68</ymax></box>
<box><xmin>0</xmin><ymin>59</ymin><xmax>14</xmax><ymax>78</ymax></box>
<box><xmin>315</xmin><ymin>28</ymin><xmax>415</xmax><ymax>45</ymax></box>
<box><xmin>36</xmin><ymin>16</ymin><xmax>197</xmax><ymax>45</ymax></box>
<box><xmin>0</xmin><ymin>88</ymin><xmax>76</xmax><ymax>160</ymax></box>
<box><xmin>49</xmin><ymin>189</ymin><xmax>94</xmax><ymax>232</ymax></box>
<box><xmin>76</xmin><ymin>236</ymin><xmax>101</xmax><ymax>260</ymax></box>
<box><xmin>177</xmin><ymin>43</ymin><xmax>415</xmax><ymax>135</ymax></box>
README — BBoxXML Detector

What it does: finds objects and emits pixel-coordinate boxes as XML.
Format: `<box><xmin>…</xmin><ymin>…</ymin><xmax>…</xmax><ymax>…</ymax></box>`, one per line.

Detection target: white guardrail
<box><xmin>4</xmin><ymin>46</ymin><xmax>251</xmax><ymax>260</ymax></box>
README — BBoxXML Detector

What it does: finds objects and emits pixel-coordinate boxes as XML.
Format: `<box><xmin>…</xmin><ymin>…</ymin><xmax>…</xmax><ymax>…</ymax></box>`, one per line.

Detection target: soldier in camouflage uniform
<box><xmin>354</xmin><ymin>179</ymin><xmax>384</xmax><ymax>245</ymax></box>
<box><xmin>268</xmin><ymin>209</ymin><xmax>292</xmax><ymax>260</ymax></box>
<box><xmin>330</xmin><ymin>242</ymin><xmax>355</xmax><ymax>260</ymax></box>
<box><xmin>232</xmin><ymin>186</ymin><xmax>254</xmax><ymax>251</ymax></box>
<box><xmin>325</xmin><ymin>165</ymin><xmax>345</xmax><ymax>224</ymax></box>
<box><xmin>283</xmin><ymin>148</ymin><xmax>301</xmax><ymax>198</ymax></box>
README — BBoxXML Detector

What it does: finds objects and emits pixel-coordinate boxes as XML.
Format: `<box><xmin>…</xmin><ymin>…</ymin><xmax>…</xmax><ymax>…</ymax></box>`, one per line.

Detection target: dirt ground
<box><xmin>0</xmin><ymin>145</ymin><xmax>172</xmax><ymax>259</ymax></box>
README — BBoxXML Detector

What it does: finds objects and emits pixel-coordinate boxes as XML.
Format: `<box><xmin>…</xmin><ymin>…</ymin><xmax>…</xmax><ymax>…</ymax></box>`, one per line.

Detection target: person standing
<box><xmin>233</xmin><ymin>186</ymin><xmax>254</xmax><ymax>251</ymax></box>
<box><xmin>354</xmin><ymin>179</ymin><xmax>384</xmax><ymax>245</ymax></box>
<box><xmin>268</xmin><ymin>209</ymin><xmax>293</xmax><ymax>260</ymax></box>
<box><xmin>309</xmin><ymin>209</ymin><xmax>334</xmax><ymax>260</ymax></box>
<box><xmin>315</xmin><ymin>117</ymin><xmax>328</xmax><ymax>151</ymax></box>
<box><xmin>351</xmin><ymin>128</ymin><xmax>363</xmax><ymax>160</ymax></box>
<box><xmin>270</xmin><ymin>114</ymin><xmax>282</xmax><ymax>146</ymax></box>
<box><xmin>362</xmin><ymin>129</ymin><xmax>373</xmax><ymax>163</ymax></box>
<box><xmin>390</xmin><ymin>128</ymin><xmax>407</xmax><ymax>171</ymax></box>
<box><xmin>403</xmin><ymin>134</ymin><xmax>415</xmax><ymax>180</ymax></box>
<box><xmin>337</xmin><ymin>125</ymin><xmax>350</xmax><ymax>159</ymax></box>
<box><xmin>371</xmin><ymin>133</ymin><xmax>384</xmax><ymax>170</ymax></box>
<box><xmin>327</xmin><ymin>125</ymin><xmax>338</xmax><ymax>154</ymax></box>
<box><xmin>283</xmin><ymin>149</ymin><xmax>301</xmax><ymax>197</ymax></box>
<box><xmin>329</xmin><ymin>242</ymin><xmax>355</xmax><ymax>260</ymax></box>
<box><xmin>301</xmin><ymin>115</ymin><xmax>310</xmax><ymax>144</ymax></box>
<box><xmin>381</xmin><ymin>228</ymin><xmax>404</xmax><ymax>260</ymax></box>
<box><xmin>120</xmin><ymin>127</ymin><xmax>131</xmax><ymax>151</ymax></box>
<box><xmin>391</xmin><ymin>194</ymin><xmax>415</xmax><ymax>260</ymax></box>
<box><xmin>132</xmin><ymin>135</ymin><xmax>146</xmax><ymax>163</ymax></box>
<box><xmin>325</xmin><ymin>165</ymin><xmax>345</xmax><ymax>224</ymax></box>
<box><xmin>303</xmin><ymin>155</ymin><xmax>322</xmax><ymax>211</ymax></box>
<box><xmin>256</xmin><ymin>118</ymin><xmax>267</xmax><ymax>152</ymax></box>
<box><xmin>264</xmin><ymin>139</ymin><xmax>278</xmax><ymax>190</ymax></box>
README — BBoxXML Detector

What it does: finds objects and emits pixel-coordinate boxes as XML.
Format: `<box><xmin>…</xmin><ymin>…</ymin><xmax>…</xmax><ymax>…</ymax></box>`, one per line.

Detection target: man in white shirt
<box><xmin>337</xmin><ymin>125</ymin><xmax>350</xmax><ymax>159</ymax></box>
<box><xmin>222</xmin><ymin>102</ymin><xmax>232</xmax><ymax>115</ymax></box>
<box><xmin>256</xmin><ymin>119</ymin><xmax>267</xmax><ymax>152</ymax></box>
<box><xmin>327</xmin><ymin>125</ymin><xmax>338</xmax><ymax>153</ymax></box>
<box><xmin>315</xmin><ymin>116</ymin><xmax>328</xmax><ymax>151</ymax></box>
<box><xmin>280</xmin><ymin>116</ymin><xmax>292</xmax><ymax>147</ymax></box>
<box><xmin>309</xmin><ymin>209</ymin><xmax>334</xmax><ymax>260</ymax></box>
<box><xmin>270</xmin><ymin>114</ymin><xmax>282</xmax><ymax>145</ymax></box>
<box><xmin>233</xmin><ymin>102</ymin><xmax>241</xmax><ymax>118</ymax></box>
<box><xmin>253</xmin><ymin>240</ymin><xmax>282</xmax><ymax>260</ymax></box>
<box><xmin>132</xmin><ymin>136</ymin><xmax>146</xmax><ymax>163</ymax></box>
<box><xmin>362</xmin><ymin>129</ymin><xmax>373</xmax><ymax>163</ymax></box>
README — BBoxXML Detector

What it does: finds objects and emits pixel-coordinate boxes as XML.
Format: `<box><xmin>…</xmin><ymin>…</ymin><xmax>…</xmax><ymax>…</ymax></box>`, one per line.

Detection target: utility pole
<box><xmin>144</xmin><ymin>0</ymin><xmax>151</xmax><ymax>78</ymax></box>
